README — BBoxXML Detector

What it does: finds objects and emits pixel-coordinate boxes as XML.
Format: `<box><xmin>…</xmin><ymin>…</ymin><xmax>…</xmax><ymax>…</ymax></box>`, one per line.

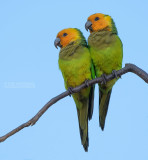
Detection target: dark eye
<box><xmin>95</xmin><ymin>17</ymin><xmax>99</xmax><ymax>21</ymax></box>
<box><xmin>63</xmin><ymin>33</ymin><xmax>68</xmax><ymax>37</ymax></box>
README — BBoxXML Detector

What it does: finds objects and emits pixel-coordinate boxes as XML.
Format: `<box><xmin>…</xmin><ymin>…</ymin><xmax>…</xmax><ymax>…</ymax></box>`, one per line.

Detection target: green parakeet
<box><xmin>54</xmin><ymin>28</ymin><xmax>95</xmax><ymax>151</ymax></box>
<box><xmin>85</xmin><ymin>13</ymin><xmax>123</xmax><ymax>130</ymax></box>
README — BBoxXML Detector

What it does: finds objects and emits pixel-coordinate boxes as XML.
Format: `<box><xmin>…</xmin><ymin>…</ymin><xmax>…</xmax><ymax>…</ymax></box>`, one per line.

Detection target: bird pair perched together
<box><xmin>54</xmin><ymin>13</ymin><xmax>123</xmax><ymax>151</ymax></box>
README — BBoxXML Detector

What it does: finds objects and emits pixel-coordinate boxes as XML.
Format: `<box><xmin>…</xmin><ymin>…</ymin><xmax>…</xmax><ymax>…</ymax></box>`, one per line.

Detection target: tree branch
<box><xmin>0</xmin><ymin>63</ymin><xmax>148</xmax><ymax>142</ymax></box>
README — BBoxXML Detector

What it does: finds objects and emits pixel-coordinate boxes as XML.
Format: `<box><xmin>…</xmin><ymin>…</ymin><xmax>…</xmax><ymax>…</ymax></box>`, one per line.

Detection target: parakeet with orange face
<box><xmin>54</xmin><ymin>28</ymin><xmax>95</xmax><ymax>151</ymax></box>
<box><xmin>85</xmin><ymin>13</ymin><xmax>123</xmax><ymax>130</ymax></box>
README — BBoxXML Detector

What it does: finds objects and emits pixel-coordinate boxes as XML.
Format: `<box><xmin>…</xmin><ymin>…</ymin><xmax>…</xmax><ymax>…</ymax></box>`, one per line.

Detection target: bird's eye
<box><xmin>63</xmin><ymin>33</ymin><xmax>68</xmax><ymax>37</ymax></box>
<box><xmin>95</xmin><ymin>17</ymin><xmax>99</xmax><ymax>21</ymax></box>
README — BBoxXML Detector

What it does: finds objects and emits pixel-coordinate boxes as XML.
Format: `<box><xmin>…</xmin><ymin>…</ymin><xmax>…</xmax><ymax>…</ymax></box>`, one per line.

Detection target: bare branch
<box><xmin>0</xmin><ymin>63</ymin><xmax>148</xmax><ymax>142</ymax></box>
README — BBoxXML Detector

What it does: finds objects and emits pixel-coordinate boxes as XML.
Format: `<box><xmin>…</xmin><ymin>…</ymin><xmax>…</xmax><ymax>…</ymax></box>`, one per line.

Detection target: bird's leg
<box><xmin>84</xmin><ymin>79</ymin><xmax>90</xmax><ymax>87</ymax></box>
<box><xmin>101</xmin><ymin>74</ymin><xmax>107</xmax><ymax>85</ymax></box>
<box><xmin>112</xmin><ymin>70</ymin><xmax>121</xmax><ymax>79</ymax></box>
<box><xmin>68</xmin><ymin>87</ymin><xmax>73</xmax><ymax>97</ymax></box>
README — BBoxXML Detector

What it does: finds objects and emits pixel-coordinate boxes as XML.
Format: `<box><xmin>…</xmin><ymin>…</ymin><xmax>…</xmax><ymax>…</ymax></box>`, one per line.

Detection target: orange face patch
<box><xmin>56</xmin><ymin>28</ymin><xmax>80</xmax><ymax>48</ymax></box>
<box><xmin>87</xmin><ymin>13</ymin><xmax>112</xmax><ymax>32</ymax></box>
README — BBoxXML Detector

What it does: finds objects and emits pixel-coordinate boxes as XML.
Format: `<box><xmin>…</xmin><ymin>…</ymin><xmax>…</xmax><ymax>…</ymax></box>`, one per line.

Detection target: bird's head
<box><xmin>85</xmin><ymin>13</ymin><xmax>117</xmax><ymax>34</ymax></box>
<box><xmin>54</xmin><ymin>28</ymin><xmax>82</xmax><ymax>49</ymax></box>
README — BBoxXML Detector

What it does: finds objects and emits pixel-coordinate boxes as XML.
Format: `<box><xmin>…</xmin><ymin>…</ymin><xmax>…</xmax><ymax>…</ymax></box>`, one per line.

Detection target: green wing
<box><xmin>88</xmin><ymin>60</ymin><xmax>95</xmax><ymax>120</ymax></box>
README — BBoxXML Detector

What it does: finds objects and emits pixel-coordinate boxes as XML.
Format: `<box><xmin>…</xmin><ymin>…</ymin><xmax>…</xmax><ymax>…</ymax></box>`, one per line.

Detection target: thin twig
<box><xmin>0</xmin><ymin>63</ymin><xmax>148</xmax><ymax>142</ymax></box>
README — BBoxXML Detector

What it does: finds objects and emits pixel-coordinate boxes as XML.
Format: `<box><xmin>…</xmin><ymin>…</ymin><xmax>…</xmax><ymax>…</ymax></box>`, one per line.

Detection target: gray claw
<box><xmin>101</xmin><ymin>74</ymin><xmax>107</xmax><ymax>85</ymax></box>
<box><xmin>68</xmin><ymin>87</ymin><xmax>73</xmax><ymax>97</ymax></box>
<box><xmin>85</xmin><ymin>80</ymin><xmax>90</xmax><ymax>87</ymax></box>
<box><xmin>112</xmin><ymin>70</ymin><xmax>118</xmax><ymax>79</ymax></box>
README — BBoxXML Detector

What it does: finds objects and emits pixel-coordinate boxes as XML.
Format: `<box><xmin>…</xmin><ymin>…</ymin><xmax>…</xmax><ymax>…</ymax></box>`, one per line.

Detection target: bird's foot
<box><xmin>101</xmin><ymin>74</ymin><xmax>107</xmax><ymax>85</ymax></box>
<box><xmin>68</xmin><ymin>87</ymin><xmax>73</xmax><ymax>97</ymax></box>
<box><xmin>112</xmin><ymin>70</ymin><xmax>118</xmax><ymax>79</ymax></box>
<box><xmin>84</xmin><ymin>79</ymin><xmax>90</xmax><ymax>87</ymax></box>
<box><xmin>112</xmin><ymin>70</ymin><xmax>121</xmax><ymax>79</ymax></box>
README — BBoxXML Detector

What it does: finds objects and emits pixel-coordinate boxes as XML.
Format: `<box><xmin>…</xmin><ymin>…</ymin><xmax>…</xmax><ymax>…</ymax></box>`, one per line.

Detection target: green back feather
<box><xmin>74</xmin><ymin>28</ymin><xmax>88</xmax><ymax>47</ymax></box>
<box><xmin>111</xmin><ymin>19</ymin><xmax>118</xmax><ymax>34</ymax></box>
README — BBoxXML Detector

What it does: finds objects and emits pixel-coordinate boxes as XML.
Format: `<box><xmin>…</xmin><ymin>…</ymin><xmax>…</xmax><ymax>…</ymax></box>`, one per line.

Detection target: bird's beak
<box><xmin>85</xmin><ymin>20</ymin><xmax>93</xmax><ymax>32</ymax></box>
<box><xmin>54</xmin><ymin>38</ymin><xmax>62</xmax><ymax>49</ymax></box>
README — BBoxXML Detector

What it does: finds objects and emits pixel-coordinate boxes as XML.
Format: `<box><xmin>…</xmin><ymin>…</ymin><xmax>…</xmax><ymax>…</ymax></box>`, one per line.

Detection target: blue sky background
<box><xmin>0</xmin><ymin>0</ymin><xmax>148</xmax><ymax>159</ymax></box>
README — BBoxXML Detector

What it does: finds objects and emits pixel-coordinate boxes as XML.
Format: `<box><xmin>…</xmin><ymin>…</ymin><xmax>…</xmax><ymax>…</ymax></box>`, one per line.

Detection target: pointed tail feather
<box><xmin>77</xmin><ymin>102</ymin><xmax>89</xmax><ymax>152</ymax></box>
<box><xmin>99</xmin><ymin>89</ymin><xmax>112</xmax><ymax>130</ymax></box>
<box><xmin>88</xmin><ymin>85</ymin><xmax>95</xmax><ymax>120</ymax></box>
<box><xmin>78</xmin><ymin>123</ymin><xmax>89</xmax><ymax>151</ymax></box>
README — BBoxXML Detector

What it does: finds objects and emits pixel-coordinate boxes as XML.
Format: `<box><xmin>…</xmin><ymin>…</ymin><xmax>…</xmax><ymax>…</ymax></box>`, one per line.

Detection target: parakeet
<box><xmin>54</xmin><ymin>28</ymin><xmax>95</xmax><ymax>151</ymax></box>
<box><xmin>85</xmin><ymin>13</ymin><xmax>123</xmax><ymax>130</ymax></box>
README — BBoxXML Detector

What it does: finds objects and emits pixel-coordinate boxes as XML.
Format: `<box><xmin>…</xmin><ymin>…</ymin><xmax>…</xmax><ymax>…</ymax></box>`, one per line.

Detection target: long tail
<box><xmin>99</xmin><ymin>89</ymin><xmax>112</xmax><ymax>130</ymax></box>
<box><xmin>77</xmin><ymin>102</ymin><xmax>89</xmax><ymax>152</ymax></box>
